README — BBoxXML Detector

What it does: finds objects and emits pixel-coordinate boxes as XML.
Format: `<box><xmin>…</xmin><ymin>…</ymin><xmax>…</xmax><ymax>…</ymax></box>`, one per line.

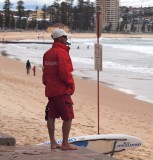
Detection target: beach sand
<box><xmin>1</xmin><ymin>31</ymin><xmax>153</xmax><ymax>41</ymax></box>
<box><xmin>0</xmin><ymin>31</ymin><xmax>153</xmax><ymax>160</ymax></box>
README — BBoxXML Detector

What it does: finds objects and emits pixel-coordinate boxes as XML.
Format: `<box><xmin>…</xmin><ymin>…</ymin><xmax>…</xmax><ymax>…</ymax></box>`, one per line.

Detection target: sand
<box><xmin>0</xmin><ymin>31</ymin><xmax>153</xmax><ymax>160</ymax></box>
<box><xmin>1</xmin><ymin>31</ymin><xmax>153</xmax><ymax>41</ymax></box>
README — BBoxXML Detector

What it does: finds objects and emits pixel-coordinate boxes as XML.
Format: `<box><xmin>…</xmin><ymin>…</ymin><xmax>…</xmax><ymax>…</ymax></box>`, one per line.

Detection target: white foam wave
<box><xmin>135</xmin><ymin>95</ymin><xmax>153</xmax><ymax>104</ymax></box>
<box><xmin>72</xmin><ymin>57</ymin><xmax>94</xmax><ymax>65</ymax></box>
<box><xmin>113</xmin><ymin>45</ymin><xmax>152</xmax><ymax>56</ymax></box>
<box><xmin>117</xmin><ymin>88</ymin><xmax>135</xmax><ymax>95</ymax></box>
<box><xmin>104</xmin><ymin>61</ymin><xmax>153</xmax><ymax>75</ymax></box>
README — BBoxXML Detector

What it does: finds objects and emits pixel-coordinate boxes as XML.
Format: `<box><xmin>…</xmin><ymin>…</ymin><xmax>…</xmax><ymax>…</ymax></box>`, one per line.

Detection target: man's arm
<box><xmin>58</xmin><ymin>53</ymin><xmax>74</xmax><ymax>85</ymax></box>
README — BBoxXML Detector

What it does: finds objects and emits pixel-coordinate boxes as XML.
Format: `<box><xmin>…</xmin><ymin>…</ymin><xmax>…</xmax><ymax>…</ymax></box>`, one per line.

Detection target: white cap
<box><xmin>51</xmin><ymin>29</ymin><xmax>67</xmax><ymax>39</ymax></box>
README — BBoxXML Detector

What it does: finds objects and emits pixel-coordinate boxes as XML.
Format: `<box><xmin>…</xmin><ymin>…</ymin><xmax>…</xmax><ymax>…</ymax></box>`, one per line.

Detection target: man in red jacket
<box><xmin>43</xmin><ymin>29</ymin><xmax>77</xmax><ymax>150</ymax></box>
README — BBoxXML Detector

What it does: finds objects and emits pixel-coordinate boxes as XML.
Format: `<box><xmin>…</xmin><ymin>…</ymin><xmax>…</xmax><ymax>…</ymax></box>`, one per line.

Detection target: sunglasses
<box><xmin>62</xmin><ymin>36</ymin><xmax>67</xmax><ymax>39</ymax></box>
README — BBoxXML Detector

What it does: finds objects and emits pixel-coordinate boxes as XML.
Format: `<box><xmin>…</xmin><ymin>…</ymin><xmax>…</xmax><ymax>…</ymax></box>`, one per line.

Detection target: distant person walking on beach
<box><xmin>32</xmin><ymin>65</ymin><xmax>36</xmax><ymax>76</ymax></box>
<box><xmin>26</xmin><ymin>60</ymin><xmax>31</xmax><ymax>75</ymax></box>
<box><xmin>42</xmin><ymin>29</ymin><xmax>77</xmax><ymax>150</ymax></box>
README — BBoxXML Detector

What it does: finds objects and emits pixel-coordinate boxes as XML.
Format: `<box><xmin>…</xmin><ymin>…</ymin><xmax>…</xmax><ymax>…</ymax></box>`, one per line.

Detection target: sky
<box><xmin>0</xmin><ymin>0</ymin><xmax>152</xmax><ymax>10</ymax></box>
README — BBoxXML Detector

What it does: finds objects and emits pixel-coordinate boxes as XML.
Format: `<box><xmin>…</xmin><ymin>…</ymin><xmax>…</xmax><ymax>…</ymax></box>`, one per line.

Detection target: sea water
<box><xmin>0</xmin><ymin>37</ymin><xmax>153</xmax><ymax>104</ymax></box>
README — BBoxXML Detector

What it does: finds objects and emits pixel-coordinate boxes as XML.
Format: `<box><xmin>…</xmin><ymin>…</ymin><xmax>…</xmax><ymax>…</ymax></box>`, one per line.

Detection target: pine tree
<box><xmin>16</xmin><ymin>0</ymin><xmax>25</xmax><ymax>29</ymax></box>
<box><xmin>16</xmin><ymin>0</ymin><xmax>25</xmax><ymax>17</ymax></box>
<box><xmin>3</xmin><ymin>0</ymin><xmax>12</xmax><ymax>28</ymax></box>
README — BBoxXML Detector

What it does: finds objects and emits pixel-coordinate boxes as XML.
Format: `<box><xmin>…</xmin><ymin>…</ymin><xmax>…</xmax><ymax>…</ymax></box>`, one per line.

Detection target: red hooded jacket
<box><xmin>42</xmin><ymin>42</ymin><xmax>75</xmax><ymax>97</ymax></box>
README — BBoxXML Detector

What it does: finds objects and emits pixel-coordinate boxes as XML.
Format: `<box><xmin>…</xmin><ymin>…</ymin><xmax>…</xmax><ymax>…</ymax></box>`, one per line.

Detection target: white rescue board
<box><xmin>38</xmin><ymin>134</ymin><xmax>142</xmax><ymax>155</ymax></box>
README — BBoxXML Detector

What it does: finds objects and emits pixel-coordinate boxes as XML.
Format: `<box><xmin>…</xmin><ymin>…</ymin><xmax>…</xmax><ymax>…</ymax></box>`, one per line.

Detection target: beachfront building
<box><xmin>101</xmin><ymin>0</ymin><xmax>119</xmax><ymax>31</ymax></box>
<box><xmin>29</xmin><ymin>9</ymin><xmax>50</xmax><ymax>21</ymax></box>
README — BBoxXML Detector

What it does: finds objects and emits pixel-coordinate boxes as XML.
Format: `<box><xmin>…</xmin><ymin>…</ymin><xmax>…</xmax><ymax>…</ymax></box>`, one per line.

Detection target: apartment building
<box><xmin>29</xmin><ymin>9</ymin><xmax>49</xmax><ymax>21</ymax></box>
<box><xmin>101</xmin><ymin>0</ymin><xmax>119</xmax><ymax>31</ymax></box>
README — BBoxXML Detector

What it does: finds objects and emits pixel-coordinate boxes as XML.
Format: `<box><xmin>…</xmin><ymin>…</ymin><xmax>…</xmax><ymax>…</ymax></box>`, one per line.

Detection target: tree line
<box><xmin>0</xmin><ymin>0</ymin><xmax>95</xmax><ymax>32</ymax></box>
<box><xmin>1</xmin><ymin>0</ymin><xmax>153</xmax><ymax>33</ymax></box>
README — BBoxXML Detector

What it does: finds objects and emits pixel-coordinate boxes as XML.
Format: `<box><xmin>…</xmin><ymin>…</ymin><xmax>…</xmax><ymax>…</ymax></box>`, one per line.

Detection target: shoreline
<box><xmin>78</xmin><ymin>75</ymin><xmax>153</xmax><ymax>105</ymax></box>
<box><xmin>2</xmin><ymin>53</ymin><xmax>153</xmax><ymax>105</ymax></box>
<box><xmin>1</xmin><ymin>31</ymin><xmax>153</xmax><ymax>106</ymax></box>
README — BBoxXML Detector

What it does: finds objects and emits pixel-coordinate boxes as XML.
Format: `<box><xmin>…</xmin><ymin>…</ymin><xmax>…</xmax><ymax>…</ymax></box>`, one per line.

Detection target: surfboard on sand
<box><xmin>38</xmin><ymin>134</ymin><xmax>142</xmax><ymax>156</ymax></box>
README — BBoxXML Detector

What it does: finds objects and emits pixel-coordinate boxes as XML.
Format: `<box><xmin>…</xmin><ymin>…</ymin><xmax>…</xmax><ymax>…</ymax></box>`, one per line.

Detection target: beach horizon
<box><xmin>1</xmin><ymin>31</ymin><xmax>153</xmax><ymax>42</ymax></box>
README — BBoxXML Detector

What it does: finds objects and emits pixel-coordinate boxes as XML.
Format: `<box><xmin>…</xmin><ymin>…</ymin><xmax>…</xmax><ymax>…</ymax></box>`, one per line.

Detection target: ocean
<box><xmin>0</xmin><ymin>37</ymin><xmax>153</xmax><ymax>104</ymax></box>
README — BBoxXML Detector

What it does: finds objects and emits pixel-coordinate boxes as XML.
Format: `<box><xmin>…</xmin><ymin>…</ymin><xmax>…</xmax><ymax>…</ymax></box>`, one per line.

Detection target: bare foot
<box><xmin>61</xmin><ymin>143</ymin><xmax>77</xmax><ymax>150</ymax></box>
<box><xmin>51</xmin><ymin>144</ymin><xmax>61</xmax><ymax>149</ymax></box>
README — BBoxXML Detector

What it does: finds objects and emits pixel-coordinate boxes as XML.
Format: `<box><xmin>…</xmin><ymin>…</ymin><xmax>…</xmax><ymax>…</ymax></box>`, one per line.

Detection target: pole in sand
<box><xmin>95</xmin><ymin>0</ymin><xmax>102</xmax><ymax>135</ymax></box>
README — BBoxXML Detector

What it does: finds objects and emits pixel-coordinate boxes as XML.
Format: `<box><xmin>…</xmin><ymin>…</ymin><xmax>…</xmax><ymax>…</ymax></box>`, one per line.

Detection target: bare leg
<box><xmin>47</xmin><ymin>118</ymin><xmax>61</xmax><ymax>149</ymax></box>
<box><xmin>61</xmin><ymin>119</ymin><xmax>77</xmax><ymax>150</ymax></box>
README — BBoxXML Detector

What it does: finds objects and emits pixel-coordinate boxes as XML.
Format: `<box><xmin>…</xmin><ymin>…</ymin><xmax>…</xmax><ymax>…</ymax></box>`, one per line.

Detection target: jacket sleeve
<box><xmin>58</xmin><ymin>51</ymin><xmax>74</xmax><ymax>86</ymax></box>
<box><xmin>42</xmin><ymin>55</ymin><xmax>46</xmax><ymax>85</ymax></box>
<box><xmin>58</xmin><ymin>52</ymin><xmax>75</xmax><ymax>95</ymax></box>
<box><xmin>42</xmin><ymin>73</ymin><xmax>46</xmax><ymax>85</ymax></box>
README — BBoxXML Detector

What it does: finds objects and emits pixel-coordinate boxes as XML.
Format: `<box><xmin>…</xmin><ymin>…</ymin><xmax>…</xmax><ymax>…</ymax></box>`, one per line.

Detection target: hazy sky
<box><xmin>0</xmin><ymin>0</ymin><xmax>152</xmax><ymax>10</ymax></box>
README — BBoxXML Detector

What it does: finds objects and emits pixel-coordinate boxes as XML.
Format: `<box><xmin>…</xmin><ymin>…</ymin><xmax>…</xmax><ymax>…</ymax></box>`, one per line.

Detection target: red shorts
<box><xmin>48</xmin><ymin>95</ymin><xmax>74</xmax><ymax>121</ymax></box>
